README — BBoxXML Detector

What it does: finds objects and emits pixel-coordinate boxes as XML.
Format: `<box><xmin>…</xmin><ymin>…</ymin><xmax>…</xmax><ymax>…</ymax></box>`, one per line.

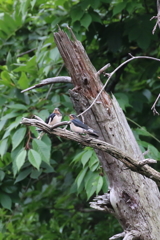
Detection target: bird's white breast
<box><xmin>70</xmin><ymin>122</ymin><xmax>85</xmax><ymax>134</ymax></box>
<box><xmin>49</xmin><ymin>115</ymin><xmax>62</xmax><ymax>125</ymax></box>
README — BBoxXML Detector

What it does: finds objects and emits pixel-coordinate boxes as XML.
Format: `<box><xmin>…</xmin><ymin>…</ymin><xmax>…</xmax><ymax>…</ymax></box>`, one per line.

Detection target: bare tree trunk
<box><xmin>53</xmin><ymin>30</ymin><xmax>160</xmax><ymax>239</ymax></box>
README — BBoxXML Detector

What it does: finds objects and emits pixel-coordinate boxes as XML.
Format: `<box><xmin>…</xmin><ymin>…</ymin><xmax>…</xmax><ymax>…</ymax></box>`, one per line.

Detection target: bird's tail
<box><xmin>87</xmin><ymin>129</ymin><xmax>99</xmax><ymax>138</ymax></box>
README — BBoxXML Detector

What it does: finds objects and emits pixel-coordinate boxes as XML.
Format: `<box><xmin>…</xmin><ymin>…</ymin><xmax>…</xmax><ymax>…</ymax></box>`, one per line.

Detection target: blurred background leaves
<box><xmin>0</xmin><ymin>0</ymin><xmax>160</xmax><ymax>239</ymax></box>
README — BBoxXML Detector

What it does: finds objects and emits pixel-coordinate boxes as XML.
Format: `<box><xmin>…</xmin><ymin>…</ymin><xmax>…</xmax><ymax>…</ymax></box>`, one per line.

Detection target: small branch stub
<box><xmin>109</xmin><ymin>232</ymin><xmax>125</xmax><ymax>240</ymax></box>
<box><xmin>151</xmin><ymin>93</ymin><xmax>160</xmax><ymax>115</ymax></box>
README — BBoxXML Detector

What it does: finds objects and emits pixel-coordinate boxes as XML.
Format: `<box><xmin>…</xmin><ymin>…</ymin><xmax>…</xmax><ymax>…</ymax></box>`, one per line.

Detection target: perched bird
<box><xmin>37</xmin><ymin>108</ymin><xmax>62</xmax><ymax>140</ymax></box>
<box><xmin>45</xmin><ymin>108</ymin><xmax>62</xmax><ymax>126</ymax></box>
<box><xmin>69</xmin><ymin>114</ymin><xmax>99</xmax><ymax>137</ymax></box>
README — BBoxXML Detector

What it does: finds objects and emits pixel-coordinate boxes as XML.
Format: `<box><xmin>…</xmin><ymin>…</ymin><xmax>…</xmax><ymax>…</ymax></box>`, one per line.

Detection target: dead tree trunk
<box><xmin>53</xmin><ymin>30</ymin><xmax>160</xmax><ymax>239</ymax></box>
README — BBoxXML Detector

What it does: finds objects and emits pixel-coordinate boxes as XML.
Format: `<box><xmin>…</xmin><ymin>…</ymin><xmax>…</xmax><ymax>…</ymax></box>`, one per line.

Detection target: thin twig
<box><xmin>109</xmin><ymin>232</ymin><xmax>125</xmax><ymax>240</ymax></box>
<box><xmin>97</xmin><ymin>63</ymin><xmax>111</xmax><ymax>76</ymax></box>
<box><xmin>21</xmin><ymin>76</ymin><xmax>72</xmax><ymax>93</ymax></box>
<box><xmin>143</xmin><ymin>150</ymin><xmax>150</xmax><ymax>156</ymax></box>
<box><xmin>17</xmin><ymin>48</ymin><xmax>37</xmax><ymax>57</ymax></box>
<box><xmin>77</xmin><ymin>55</ymin><xmax>160</xmax><ymax>118</ymax></box>
<box><xmin>138</xmin><ymin>159</ymin><xmax>157</xmax><ymax>166</ymax></box>
<box><xmin>150</xmin><ymin>0</ymin><xmax>160</xmax><ymax>34</ymax></box>
<box><xmin>151</xmin><ymin>93</ymin><xmax>160</xmax><ymax>115</ymax></box>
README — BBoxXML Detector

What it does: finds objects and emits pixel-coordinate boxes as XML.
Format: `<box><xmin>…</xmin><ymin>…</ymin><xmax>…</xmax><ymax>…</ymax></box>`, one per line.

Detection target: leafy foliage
<box><xmin>0</xmin><ymin>0</ymin><xmax>160</xmax><ymax>238</ymax></box>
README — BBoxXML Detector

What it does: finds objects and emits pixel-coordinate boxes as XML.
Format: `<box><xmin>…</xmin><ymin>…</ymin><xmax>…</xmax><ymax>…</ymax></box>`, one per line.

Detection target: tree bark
<box><xmin>53</xmin><ymin>29</ymin><xmax>160</xmax><ymax>239</ymax></box>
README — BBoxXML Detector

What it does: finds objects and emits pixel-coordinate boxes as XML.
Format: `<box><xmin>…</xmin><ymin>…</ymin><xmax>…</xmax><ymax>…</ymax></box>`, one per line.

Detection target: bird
<box><xmin>37</xmin><ymin>108</ymin><xmax>62</xmax><ymax>140</ymax></box>
<box><xmin>69</xmin><ymin>114</ymin><xmax>99</xmax><ymax>137</ymax></box>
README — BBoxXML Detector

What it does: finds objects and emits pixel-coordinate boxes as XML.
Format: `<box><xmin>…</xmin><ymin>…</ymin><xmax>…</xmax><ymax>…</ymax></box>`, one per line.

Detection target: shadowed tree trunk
<box><xmin>53</xmin><ymin>29</ymin><xmax>160</xmax><ymax>239</ymax></box>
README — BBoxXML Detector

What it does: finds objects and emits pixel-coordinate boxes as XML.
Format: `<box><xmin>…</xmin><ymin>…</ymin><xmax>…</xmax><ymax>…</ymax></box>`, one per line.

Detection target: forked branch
<box><xmin>150</xmin><ymin>0</ymin><xmax>160</xmax><ymax>34</ymax></box>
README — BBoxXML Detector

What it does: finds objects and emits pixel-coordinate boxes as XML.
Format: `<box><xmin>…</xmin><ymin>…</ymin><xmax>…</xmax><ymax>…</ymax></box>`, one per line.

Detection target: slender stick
<box><xmin>151</xmin><ymin>93</ymin><xmax>160</xmax><ymax>115</ymax></box>
<box><xmin>21</xmin><ymin>76</ymin><xmax>72</xmax><ymax>93</ymax></box>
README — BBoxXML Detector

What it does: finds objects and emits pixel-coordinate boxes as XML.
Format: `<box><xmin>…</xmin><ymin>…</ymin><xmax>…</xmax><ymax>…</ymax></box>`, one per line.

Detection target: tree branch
<box><xmin>17</xmin><ymin>48</ymin><xmax>37</xmax><ymax>57</ymax></box>
<box><xmin>151</xmin><ymin>93</ymin><xmax>160</xmax><ymax>115</ymax></box>
<box><xmin>109</xmin><ymin>230</ymin><xmax>141</xmax><ymax>240</ymax></box>
<box><xmin>109</xmin><ymin>232</ymin><xmax>125</xmax><ymax>240</ymax></box>
<box><xmin>150</xmin><ymin>0</ymin><xmax>160</xmax><ymax>34</ymax></box>
<box><xmin>90</xmin><ymin>193</ymin><xmax>115</xmax><ymax>214</ymax></box>
<box><xmin>21</xmin><ymin>117</ymin><xmax>160</xmax><ymax>186</ymax></box>
<box><xmin>123</xmin><ymin>230</ymin><xmax>141</xmax><ymax>240</ymax></box>
<box><xmin>21</xmin><ymin>76</ymin><xmax>72</xmax><ymax>93</ymax></box>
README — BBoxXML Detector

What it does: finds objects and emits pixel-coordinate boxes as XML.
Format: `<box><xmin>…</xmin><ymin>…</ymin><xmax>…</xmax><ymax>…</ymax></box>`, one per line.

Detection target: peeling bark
<box><xmin>52</xmin><ymin>29</ymin><xmax>160</xmax><ymax>239</ymax></box>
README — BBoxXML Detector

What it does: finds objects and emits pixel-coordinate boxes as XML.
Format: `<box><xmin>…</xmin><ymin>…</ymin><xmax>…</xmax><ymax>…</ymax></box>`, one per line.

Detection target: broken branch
<box><xmin>21</xmin><ymin>76</ymin><xmax>72</xmax><ymax>93</ymax></box>
<box><xmin>151</xmin><ymin>93</ymin><xmax>160</xmax><ymax>115</ymax></box>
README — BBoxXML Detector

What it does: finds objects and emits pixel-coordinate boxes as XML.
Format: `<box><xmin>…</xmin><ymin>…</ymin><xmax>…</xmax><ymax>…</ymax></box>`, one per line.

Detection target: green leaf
<box><xmin>15</xmin><ymin>149</ymin><xmax>27</xmax><ymax>171</ymax></box>
<box><xmin>1</xmin><ymin>111</ymin><xmax>19</xmax><ymax>121</ymax></box>
<box><xmin>1</xmin><ymin>71</ymin><xmax>13</xmax><ymax>87</ymax></box>
<box><xmin>81</xmin><ymin>13</ymin><xmax>92</xmax><ymax>29</ymax></box>
<box><xmin>113</xmin><ymin>2</ymin><xmax>126</xmax><ymax>16</ymax></box>
<box><xmin>19</xmin><ymin>0</ymin><xmax>30</xmax><ymax>21</ymax></box>
<box><xmin>148</xmin><ymin>145</ymin><xmax>160</xmax><ymax>160</ymax></box>
<box><xmin>76</xmin><ymin>166</ymin><xmax>88</xmax><ymax>189</ymax></box>
<box><xmin>89</xmin><ymin>155</ymin><xmax>99</xmax><ymax>169</ymax></box>
<box><xmin>85</xmin><ymin>172</ymin><xmax>100</xmax><ymax>199</ymax></box>
<box><xmin>12</xmin><ymin>127</ymin><xmax>26</xmax><ymax>151</ymax></box>
<box><xmin>0</xmin><ymin>139</ymin><xmax>8</xmax><ymax>158</ymax></box>
<box><xmin>38</xmin><ymin>109</ymin><xmax>50</xmax><ymax>121</ymax></box>
<box><xmin>18</xmin><ymin>72</ymin><xmax>30</xmax><ymax>89</ymax></box>
<box><xmin>49</xmin><ymin>47</ymin><xmax>60</xmax><ymax>61</ymax></box>
<box><xmin>90</xmin><ymin>11</ymin><xmax>101</xmax><ymax>23</ymax></box>
<box><xmin>28</xmin><ymin>149</ymin><xmax>42</xmax><ymax>170</ymax></box>
<box><xmin>0</xmin><ymin>193</ymin><xmax>12</xmax><ymax>210</ymax></box>
<box><xmin>0</xmin><ymin>119</ymin><xmax>7</xmax><ymax>131</ymax></box>
<box><xmin>96</xmin><ymin>176</ymin><xmax>103</xmax><ymax>195</ymax></box>
<box><xmin>71</xmin><ymin>151</ymin><xmax>84</xmax><ymax>164</ymax></box>
<box><xmin>32</xmin><ymin>139</ymin><xmax>51</xmax><ymax>165</ymax></box>
<box><xmin>90</xmin><ymin>0</ymin><xmax>101</xmax><ymax>8</ymax></box>
<box><xmin>8</xmin><ymin>104</ymin><xmax>27</xmax><ymax>110</ymax></box>
<box><xmin>90</xmin><ymin>162</ymin><xmax>99</xmax><ymax>172</ymax></box>
<box><xmin>136</xmin><ymin>127</ymin><xmax>152</xmax><ymax>137</ymax></box>
<box><xmin>81</xmin><ymin>150</ymin><xmax>93</xmax><ymax>167</ymax></box>
<box><xmin>71</xmin><ymin>8</ymin><xmax>84</xmax><ymax>23</ymax></box>
<box><xmin>0</xmin><ymin>170</ymin><xmax>5</xmax><ymax>182</ymax></box>
<box><xmin>102</xmin><ymin>175</ymin><xmax>108</xmax><ymax>193</ymax></box>
<box><xmin>14</xmin><ymin>168</ymin><xmax>32</xmax><ymax>183</ymax></box>
<box><xmin>31</xmin><ymin>0</ymin><xmax>37</xmax><ymax>9</ymax></box>
<box><xmin>30</xmin><ymin>169</ymin><xmax>42</xmax><ymax>179</ymax></box>
<box><xmin>115</xmin><ymin>93</ymin><xmax>131</xmax><ymax>111</ymax></box>
<box><xmin>86</xmin><ymin>184</ymin><xmax>97</xmax><ymax>200</ymax></box>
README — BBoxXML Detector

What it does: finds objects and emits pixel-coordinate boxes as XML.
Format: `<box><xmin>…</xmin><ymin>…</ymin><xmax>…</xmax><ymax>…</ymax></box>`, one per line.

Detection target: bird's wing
<box><xmin>72</xmin><ymin>119</ymin><xmax>89</xmax><ymax>130</ymax></box>
<box><xmin>45</xmin><ymin>113</ymin><xmax>56</xmax><ymax>124</ymax></box>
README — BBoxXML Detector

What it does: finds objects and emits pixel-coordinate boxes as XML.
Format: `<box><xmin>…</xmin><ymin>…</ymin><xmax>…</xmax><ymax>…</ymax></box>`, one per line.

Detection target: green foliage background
<box><xmin>0</xmin><ymin>0</ymin><xmax>160</xmax><ymax>239</ymax></box>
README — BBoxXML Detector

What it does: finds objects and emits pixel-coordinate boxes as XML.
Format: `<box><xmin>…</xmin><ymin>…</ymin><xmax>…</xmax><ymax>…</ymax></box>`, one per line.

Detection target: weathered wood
<box><xmin>21</xmin><ymin>76</ymin><xmax>72</xmax><ymax>93</ymax></box>
<box><xmin>21</xmin><ymin>116</ymin><xmax>160</xmax><ymax>185</ymax></box>
<box><xmin>53</xmin><ymin>29</ymin><xmax>160</xmax><ymax>239</ymax></box>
